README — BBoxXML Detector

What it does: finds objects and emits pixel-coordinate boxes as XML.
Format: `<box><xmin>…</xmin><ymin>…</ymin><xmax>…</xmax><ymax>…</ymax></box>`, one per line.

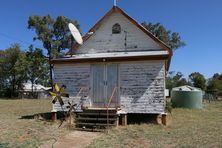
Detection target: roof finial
<box><xmin>114</xmin><ymin>0</ymin><xmax>117</xmax><ymax>6</ymax></box>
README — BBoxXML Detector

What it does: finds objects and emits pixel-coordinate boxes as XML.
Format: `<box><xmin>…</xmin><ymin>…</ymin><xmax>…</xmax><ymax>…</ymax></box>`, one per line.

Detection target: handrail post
<box><xmin>106</xmin><ymin>87</ymin><xmax>117</xmax><ymax>130</ymax></box>
<box><xmin>75</xmin><ymin>87</ymin><xmax>89</xmax><ymax>110</ymax></box>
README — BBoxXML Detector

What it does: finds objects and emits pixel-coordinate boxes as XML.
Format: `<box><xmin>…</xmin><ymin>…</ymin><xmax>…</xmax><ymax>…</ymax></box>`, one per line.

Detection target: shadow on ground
<box><xmin>19</xmin><ymin>112</ymin><xmax>65</xmax><ymax>120</ymax></box>
<box><xmin>0</xmin><ymin>143</ymin><xmax>10</xmax><ymax>148</ymax></box>
<box><xmin>127</xmin><ymin>113</ymin><xmax>159</xmax><ymax>124</ymax></box>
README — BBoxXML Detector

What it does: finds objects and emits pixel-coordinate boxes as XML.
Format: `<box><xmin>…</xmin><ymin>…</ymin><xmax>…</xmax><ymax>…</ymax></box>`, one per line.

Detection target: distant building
<box><xmin>19</xmin><ymin>83</ymin><xmax>51</xmax><ymax>99</ymax></box>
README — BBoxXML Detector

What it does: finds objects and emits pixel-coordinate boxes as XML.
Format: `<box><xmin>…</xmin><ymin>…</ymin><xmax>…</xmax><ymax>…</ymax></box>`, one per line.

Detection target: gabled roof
<box><xmin>70</xmin><ymin>6</ymin><xmax>172</xmax><ymax>57</ymax></box>
<box><xmin>67</xmin><ymin>6</ymin><xmax>172</xmax><ymax>70</ymax></box>
<box><xmin>61</xmin><ymin>6</ymin><xmax>173</xmax><ymax>70</ymax></box>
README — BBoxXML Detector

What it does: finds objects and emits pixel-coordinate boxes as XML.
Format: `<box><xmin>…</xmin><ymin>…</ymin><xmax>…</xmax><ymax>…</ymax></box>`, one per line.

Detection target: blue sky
<box><xmin>0</xmin><ymin>0</ymin><xmax>221</xmax><ymax>78</ymax></box>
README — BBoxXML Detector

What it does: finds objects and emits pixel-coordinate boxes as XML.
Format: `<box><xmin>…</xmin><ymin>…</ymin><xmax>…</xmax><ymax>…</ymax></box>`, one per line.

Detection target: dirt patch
<box><xmin>41</xmin><ymin>131</ymin><xmax>101</xmax><ymax>148</ymax></box>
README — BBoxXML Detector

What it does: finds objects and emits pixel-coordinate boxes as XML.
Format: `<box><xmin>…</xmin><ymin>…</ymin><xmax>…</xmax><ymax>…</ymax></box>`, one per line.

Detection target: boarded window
<box><xmin>112</xmin><ymin>23</ymin><xmax>121</xmax><ymax>34</ymax></box>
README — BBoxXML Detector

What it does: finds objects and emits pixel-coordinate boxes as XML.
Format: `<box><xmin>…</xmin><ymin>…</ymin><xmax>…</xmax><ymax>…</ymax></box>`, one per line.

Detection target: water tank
<box><xmin>171</xmin><ymin>85</ymin><xmax>203</xmax><ymax>109</ymax></box>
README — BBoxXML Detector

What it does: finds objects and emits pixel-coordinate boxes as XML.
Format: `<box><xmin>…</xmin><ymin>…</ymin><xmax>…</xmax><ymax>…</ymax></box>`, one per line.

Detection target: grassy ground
<box><xmin>0</xmin><ymin>99</ymin><xmax>222</xmax><ymax>148</ymax></box>
<box><xmin>0</xmin><ymin>99</ymin><xmax>69</xmax><ymax>148</ymax></box>
<box><xmin>89</xmin><ymin>101</ymin><xmax>222</xmax><ymax>148</ymax></box>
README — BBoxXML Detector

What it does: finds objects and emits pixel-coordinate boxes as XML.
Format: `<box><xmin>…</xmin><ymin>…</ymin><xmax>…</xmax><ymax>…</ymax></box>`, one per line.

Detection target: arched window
<box><xmin>112</xmin><ymin>23</ymin><xmax>121</xmax><ymax>34</ymax></box>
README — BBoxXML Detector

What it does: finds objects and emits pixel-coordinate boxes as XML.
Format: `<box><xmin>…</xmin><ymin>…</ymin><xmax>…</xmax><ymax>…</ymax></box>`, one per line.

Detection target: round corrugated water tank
<box><xmin>171</xmin><ymin>85</ymin><xmax>203</xmax><ymax>109</ymax></box>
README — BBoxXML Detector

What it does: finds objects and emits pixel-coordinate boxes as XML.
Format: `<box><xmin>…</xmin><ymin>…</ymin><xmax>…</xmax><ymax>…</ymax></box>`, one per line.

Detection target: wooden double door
<box><xmin>91</xmin><ymin>64</ymin><xmax>119</xmax><ymax>108</ymax></box>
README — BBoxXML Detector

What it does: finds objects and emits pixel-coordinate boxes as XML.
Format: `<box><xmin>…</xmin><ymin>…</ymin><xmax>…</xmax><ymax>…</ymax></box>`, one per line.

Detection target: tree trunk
<box><xmin>46</xmin><ymin>44</ymin><xmax>54</xmax><ymax>90</ymax></box>
<box><xmin>12</xmin><ymin>74</ymin><xmax>16</xmax><ymax>98</ymax></box>
<box><xmin>48</xmin><ymin>48</ymin><xmax>53</xmax><ymax>89</ymax></box>
<box><xmin>49</xmin><ymin>58</ymin><xmax>53</xmax><ymax>89</ymax></box>
<box><xmin>31</xmin><ymin>80</ymin><xmax>34</xmax><ymax>98</ymax></box>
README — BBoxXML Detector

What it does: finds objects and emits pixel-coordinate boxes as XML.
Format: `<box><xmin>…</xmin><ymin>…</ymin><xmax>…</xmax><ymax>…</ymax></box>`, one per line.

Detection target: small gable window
<box><xmin>112</xmin><ymin>23</ymin><xmax>121</xmax><ymax>34</ymax></box>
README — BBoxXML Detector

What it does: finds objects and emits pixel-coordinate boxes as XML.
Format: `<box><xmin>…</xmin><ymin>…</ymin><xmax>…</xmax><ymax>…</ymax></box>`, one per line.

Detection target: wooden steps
<box><xmin>76</xmin><ymin>122</ymin><xmax>116</xmax><ymax>126</ymax></box>
<box><xmin>76</xmin><ymin>112</ymin><xmax>117</xmax><ymax>116</ymax></box>
<box><xmin>77</xmin><ymin>117</ymin><xmax>117</xmax><ymax>121</ymax></box>
<box><xmin>75</xmin><ymin>108</ymin><xmax>119</xmax><ymax>131</ymax></box>
<box><xmin>74</xmin><ymin>128</ymin><xmax>105</xmax><ymax>132</ymax></box>
<box><xmin>85</xmin><ymin>108</ymin><xmax>118</xmax><ymax>110</ymax></box>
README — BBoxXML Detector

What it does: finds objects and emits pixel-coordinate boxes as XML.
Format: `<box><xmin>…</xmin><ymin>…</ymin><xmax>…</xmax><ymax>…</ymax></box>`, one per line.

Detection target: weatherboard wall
<box><xmin>119</xmin><ymin>61</ymin><xmax>165</xmax><ymax>113</ymax></box>
<box><xmin>75</xmin><ymin>11</ymin><xmax>161</xmax><ymax>54</ymax></box>
<box><xmin>53</xmin><ymin>64</ymin><xmax>91</xmax><ymax>111</ymax></box>
<box><xmin>52</xmin><ymin>61</ymin><xmax>165</xmax><ymax>114</ymax></box>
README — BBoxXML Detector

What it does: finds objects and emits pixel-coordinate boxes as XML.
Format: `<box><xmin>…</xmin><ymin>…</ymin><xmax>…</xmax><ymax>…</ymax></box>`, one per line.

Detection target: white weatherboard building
<box><xmin>51</xmin><ymin>6</ymin><xmax>172</xmax><ymax>119</ymax></box>
<box><xmin>19</xmin><ymin>83</ymin><xmax>51</xmax><ymax>99</ymax></box>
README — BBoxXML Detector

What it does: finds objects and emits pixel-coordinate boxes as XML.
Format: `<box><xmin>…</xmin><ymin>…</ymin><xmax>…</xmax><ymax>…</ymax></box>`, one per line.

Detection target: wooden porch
<box><xmin>74</xmin><ymin>85</ymin><xmax>127</xmax><ymax>131</ymax></box>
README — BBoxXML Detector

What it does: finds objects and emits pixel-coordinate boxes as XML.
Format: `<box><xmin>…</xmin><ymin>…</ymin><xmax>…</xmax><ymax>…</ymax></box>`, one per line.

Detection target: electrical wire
<box><xmin>0</xmin><ymin>32</ymin><xmax>43</xmax><ymax>49</ymax></box>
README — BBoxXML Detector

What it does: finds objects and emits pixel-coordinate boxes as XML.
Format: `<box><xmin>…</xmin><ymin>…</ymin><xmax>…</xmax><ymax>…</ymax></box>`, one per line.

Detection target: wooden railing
<box><xmin>76</xmin><ymin>87</ymin><xmax>89</xmax><ymax>97</ymax></box>
<box><xmin>106</xmin><ymin>87</ymin><xmax>118</xmax><ymax>129</ymax></box>
<box><xmin>75</xmin><ymin>87</ymin><xmax>89</xmax><ymax>110</ymax></box>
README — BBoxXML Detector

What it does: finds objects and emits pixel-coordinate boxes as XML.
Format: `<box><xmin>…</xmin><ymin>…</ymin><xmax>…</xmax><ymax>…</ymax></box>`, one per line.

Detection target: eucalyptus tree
<box><xmin>166</xmin><ymin>71</ymin><xmax>190</xmax><ymax>90</ymax></box>
<box><xmin>207</xmin><ymin>73</ymin><xmax>222</xmax><ymax>92</ymax></box>
<box><xmin>26</xmin><ymin>45</ymin><xmax>49</xmax><ymax>97</ymax></box>
<box><xmin>28</xmin><ymin>15</ymin><xmax>80</xmax><ymax>87</ymax></box>
<box><xmin>0</xmin><ymin>50</ymin><xmax>6</xmax><ymax>93</ymax></box>
<box><xmin>141</xmin><ymin>22</ymin><xmax>185</xmax><ymax>51</ymax></box>
<box><xmin>189</xmin><ymin>72</ymin><xmax>206</xmax><ymax>90</ymax></box>
<box><xmin>1</xmin><ymin>44</ymin><xmax>28</xmax><ymax>97</ymax></box>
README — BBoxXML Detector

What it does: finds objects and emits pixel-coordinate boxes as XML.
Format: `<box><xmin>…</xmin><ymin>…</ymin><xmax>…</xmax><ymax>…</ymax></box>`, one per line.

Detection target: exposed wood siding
<box><xmin>53</xmin><ymin>61</ymin><xmax>166</xmax><ymax>113</ymax></box>
<box><xmin>119</xmin><ymin>61</ymin><xmax>165</xmax><ymax>113</ymax></box>
<box><xmin>53</xmin><ymin>64</ymin><xmax>91</xmax><ymax>111</ymax></box>
<box><xmin>76</xmin><ymin>12</ymin><xmax>161</xmax><ymax>54</ymax></box>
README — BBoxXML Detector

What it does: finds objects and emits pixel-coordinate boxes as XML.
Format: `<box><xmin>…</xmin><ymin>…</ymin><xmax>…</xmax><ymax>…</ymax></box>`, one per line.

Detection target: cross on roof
<box><xmin>114</xmin><ymin>0</ymin><xmax>117</xmax><ymax>6</ymax></box>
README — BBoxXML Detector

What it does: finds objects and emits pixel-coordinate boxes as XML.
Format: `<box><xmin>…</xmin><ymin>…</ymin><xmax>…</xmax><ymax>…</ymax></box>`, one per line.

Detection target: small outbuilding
<box><xmin>19</xmin><ymin>83</ymin><xmax>51</xmax><ymax>99</ymax></box>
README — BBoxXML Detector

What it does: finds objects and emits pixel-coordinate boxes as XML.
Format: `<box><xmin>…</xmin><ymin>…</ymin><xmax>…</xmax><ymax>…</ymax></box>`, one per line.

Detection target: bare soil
<box><xmin>41</xmin><ymin>131</ymin><xmax>101</xmax><ymax>148</ymax></box>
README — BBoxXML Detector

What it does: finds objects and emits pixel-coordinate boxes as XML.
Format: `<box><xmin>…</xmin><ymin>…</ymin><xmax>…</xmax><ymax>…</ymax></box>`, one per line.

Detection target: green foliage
<box><xmin>141</xmin><ymin>22</ymin><xmax>186</xmax><ymax>50</ymax></box>
<box><xmin>189</xmin><ymin>72</ymin><xmax>206</xmax><ymax>90</ymax></box>
<box><xmin>28</xmin><ymin>15</ymin><xmax>80</xmax><ymax>58</ymax></box>
<box><xmin>0</xmin><ymin>44</ymin><xmax>49</xmax><ymax>98</ymax></box>
<box><xmin>0</xmin><ymin>44</ymin><xmax>28</xmax><ymax>97</ymax></box>
<box><xmin>207</xmin><ymin>79</ymin><xmax>217</xmax><ymax>91</ymax></box>
<box><xmin>0</xmin><ymin>51</ymin><xmax>6</xmax><ymax>91</ymax></box>
<box><xmin>26</xmin><ymin>45</ymin><xmax>49</xmax><ymax>97</ymax></box>
<box><xmin>167</xmin><ymin>71</ymin><xmax>222</xmax><ymax>94</ymax></box>
<box><xmin>166</xmin><ymin>71</ymin><xmax>191</xmax><ymax>90</ymax></box>
<box><xmin>165</xmin><ymin>100</ymin><xmax>173</xmax><ymax>113</ymax></box>
<box><xmin>207</xmin><ymin>73</ymin><xmax>222</xmax><ymax>94</ymax></box>
<box><xmin>28</xmin><ymin>15</ymin><xmax>80</xmax><ymax>87</ymax></box>
<box><xmin>53</xmin><ymin>16</ymin><xmax>80</xmax><ymax>54</ymax></box>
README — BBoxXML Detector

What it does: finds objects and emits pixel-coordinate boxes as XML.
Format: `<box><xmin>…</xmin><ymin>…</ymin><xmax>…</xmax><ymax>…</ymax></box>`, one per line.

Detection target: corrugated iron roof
<box><xmin>21</xmin><ymin>83</ymin><xmax>51</xmax><ymax>92</ymax></box>
<box><xmin>172</xmin><ymin>85</ymin><xmax>202</xmax><ymax>92</ymax></box>
<box><xmin>64</xmin><ymin>51</ymin><xmax>168</xmax><ymax>59</ymax></box>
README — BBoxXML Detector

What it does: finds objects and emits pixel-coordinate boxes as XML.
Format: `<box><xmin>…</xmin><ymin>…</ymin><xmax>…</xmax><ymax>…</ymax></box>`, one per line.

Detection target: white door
<box><xmin>91</xmin><ymin>64</ymin><xmax>119</xmax><ymax>108</ymax></box>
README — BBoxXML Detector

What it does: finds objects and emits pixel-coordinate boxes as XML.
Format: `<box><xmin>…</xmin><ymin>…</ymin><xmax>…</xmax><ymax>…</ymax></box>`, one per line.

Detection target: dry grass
<box><xmin>0</xmin><ymin>99</ymin><xmax>69</xmax><ymax>148</ymax></box>
<box><xmin>1</xmin><ymin>99</ymin><xmax>222</xmax><ymax>148</ymax></box>
<box><xmin>89</xmin><ymin>101</ymin><xmax>222</xmax><ymax>148</ymax></box>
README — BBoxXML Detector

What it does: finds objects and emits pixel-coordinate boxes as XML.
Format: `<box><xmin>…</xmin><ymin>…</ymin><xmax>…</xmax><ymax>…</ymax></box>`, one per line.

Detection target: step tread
<box><xmin>76</xmin><ymin>112</ymin><xmax>118</xmax><ymax>116</ymax></box>
<box><xmin>74</xmin><ymin>128</ymin><xmax>106</xmax><ymax>132</ymax></box>
<box><xmin>76</xmin><ymin>122</ymin><xmax>116</xmax><ymax>126</ymax></box>
<box><xmin>76</xmin><ymin>117</ymin><xmax>117</xmax><ymax>121</ymax></box>
<box><xmin>84</xmin><ymin>107</ymin><xmax>119</xmax><ymax>111</ymax></box>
